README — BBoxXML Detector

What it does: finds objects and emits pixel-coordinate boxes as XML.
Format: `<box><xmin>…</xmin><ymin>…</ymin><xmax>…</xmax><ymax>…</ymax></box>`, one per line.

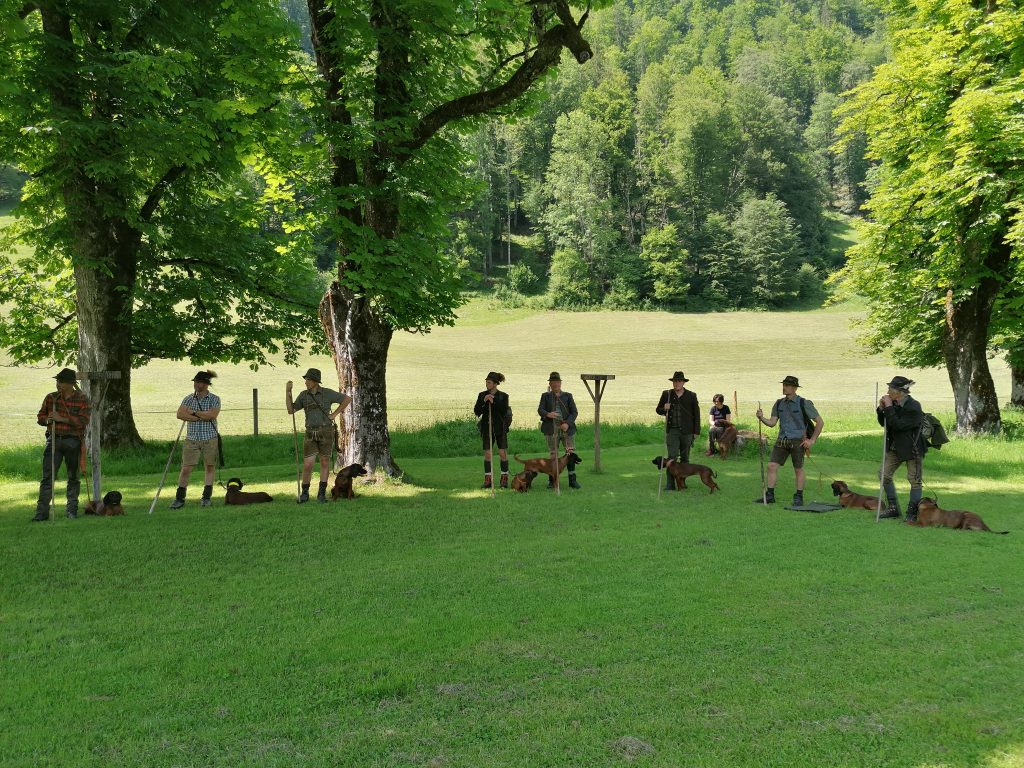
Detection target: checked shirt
<box><xmin>181</xmin><ymin>392</ymin><xmax>221</xmax><ymax>440</ymax></box>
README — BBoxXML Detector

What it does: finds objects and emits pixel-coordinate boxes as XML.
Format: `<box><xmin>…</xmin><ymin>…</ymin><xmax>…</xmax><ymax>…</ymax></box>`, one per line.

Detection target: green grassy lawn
<box><xmin>2</xmin><ymin>413</ymin><xmax>1023</xmax><ymax>767</ymax></box>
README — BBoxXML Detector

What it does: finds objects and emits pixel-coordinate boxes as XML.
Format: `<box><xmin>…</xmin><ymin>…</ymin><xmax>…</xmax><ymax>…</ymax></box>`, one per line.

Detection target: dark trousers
<box><xmin>666</xmin><ymin>429</ymin><xmax>694</xmax><ymax>464</ymax></box>
<box><xmin>37</xmin><ymin>435</ymin><xmax>82</xmax><ymax>513</ymax></box>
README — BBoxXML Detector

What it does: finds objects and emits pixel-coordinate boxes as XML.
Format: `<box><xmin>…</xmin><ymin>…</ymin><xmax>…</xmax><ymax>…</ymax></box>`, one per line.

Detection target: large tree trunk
<box><xmin>942</xmin><ymin>283</ymin><xmax>1002</xmax><ymax>435</ymax></box>
<box><xmin>72</xmin><ymin>220</ymin><xmax>144</xmax><ymax>448</ymax></box>
<box><xmin>1011</xmin><ymin>364</ymin><xmax>1024</xmax><ymax>408</ymax></box>
<box><xmin>319</xmin><ymin>282</ymin><xmax>400</xmax><ymax>476</ymax></box>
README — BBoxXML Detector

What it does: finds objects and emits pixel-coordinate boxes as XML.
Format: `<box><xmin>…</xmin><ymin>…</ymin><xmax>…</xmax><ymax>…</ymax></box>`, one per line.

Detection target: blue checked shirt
<box><xmin>181</xmin><ymin>392</ymin><xmax>221</xmax><ymax>441</ymax></box>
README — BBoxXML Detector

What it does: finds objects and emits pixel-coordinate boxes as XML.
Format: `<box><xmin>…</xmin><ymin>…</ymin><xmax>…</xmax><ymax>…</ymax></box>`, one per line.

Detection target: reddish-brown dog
<box><xmin>715</xmin><ymin>424</ymin><xmax>739</xmax><ymax>459</ymax></box>
<box><xmin>331</xmin><ymin>463</ymin><xmax>368</xmax><ymax>500</ymax></box>
<box><xmin>830</xmin><ymin>480</ymin><xmax>881</xmax><ymax>511</ymax></box>
<box><xmin>915</xmin><ymin>498</ymin><xmax>1008</xmax><ymax>534</ymax></box>
<box><xmin>513</xmin><ymin>452</ymin><xmax>583</xmax><ymax>483</ymax></box>
<box><xmin>651</xmin><ymin>457</ymin><xmax>720</xmax><ymax>493</ymax></box>
<box><xmin>84</xmin><ymin>491</ymin><xmax>125</xmax><ymax>516</ymax></box>
<box><xmin>511</xmin><ymin>470</ymin><xmax>538</xmax><ymax>493</ymax></box>
<box><xmin>224</xmin><ymin>478</ymin><xmax>273</xmax><ymax>505</ymax></box>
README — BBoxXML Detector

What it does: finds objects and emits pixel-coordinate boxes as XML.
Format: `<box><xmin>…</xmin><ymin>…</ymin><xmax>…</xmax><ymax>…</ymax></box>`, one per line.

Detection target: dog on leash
<box><xmin>651</xmin><ymin>457</ymin><xmax>720</xmax><ymax>493</ymax></box>
<box><xmin>224</xmin><ymin>478</ymin><xmax>273</xmax><ymax>505</ymax></box>
<box><xmin>915</xmin><ymin>498</ymin><xmax>1008</xmax><ymax>534</ymax></box>
<box><xmin>331</xmin><ymin>463</ymin><xmax>368</xmax><ymax>500</ymax></box>
<box><xmin>830</xmin><ymin>480</ymin><xmax>882</xmax><ymax>511</ymax></box>
<box><xmin>511</xmin><ymin>470</ymin><xmax>538</xmax><ymax>493</ymax></box>
<box><xmin>84</xmin><ymin>490</ymin><xmax>125</xmax><ymax>516</ymax></box>
<box><xmin>513</xmin><ymin>452</ymin><xmax>583</xmax><ymax>483</ymax></box>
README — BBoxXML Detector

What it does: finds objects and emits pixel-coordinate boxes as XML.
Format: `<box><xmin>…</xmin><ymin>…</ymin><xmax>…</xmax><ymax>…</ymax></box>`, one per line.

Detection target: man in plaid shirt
<box><xmin>170</xmin><ymin>370</ymin><xmax>222</xmax><ymax>509</ymax></box>
<box><xmin>32</xmin><ymin>368</ymin><xmax>91</xmax><ymax>521</ymax></box>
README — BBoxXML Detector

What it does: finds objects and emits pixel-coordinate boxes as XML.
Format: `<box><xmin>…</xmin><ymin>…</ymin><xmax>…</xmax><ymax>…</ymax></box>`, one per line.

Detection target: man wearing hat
<box><xmin>286</xmin><ymin>368</ymin><xmax>352</xmax><ymax>502</ymax></box>
<box><xmin>655</xmin><ymin>372</ymin><xmax>701</xmax><ymax>490</ymax></box>
<box><xmin>474</xmin><ymin>372</ymin><xmax>511</xmax><ymax>489</ymax></box>
<box><xmin>754</xmin><ymin>375</ymin><xmax>824</xmax><ymax>505</ymax></box>
<box><xmin>31</xmin><ymin>368</ymin><xmax>91</xmax><ymax>521</ymax></box>
<box><xmin>538</xmin><ymin>372</ymin><xmax>581</xmax><ymax>489</ymax></box>
<box><xmin>170</xmin><ymin>370</ymin><xmax>222</xmax><ymax>509</ymax></box>
<box><xmin>876</xmin><ymin>376</ymin><xmax>927</xmax><ymax>521</ymax></box>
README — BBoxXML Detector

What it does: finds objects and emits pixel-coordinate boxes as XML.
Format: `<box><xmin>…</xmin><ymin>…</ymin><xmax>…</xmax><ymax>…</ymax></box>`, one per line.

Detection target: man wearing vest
<box><xmin>32</xmin><ymin>368</ymin><xmax>91</xmax><ymax>521</ymax></box>
<box><xmin>876</xmin><ymin>375</ymin><xmax>927</xmax><ymax>522</ymax></box>
<box><xmin>754</xmin><ymin>375</ymin><xmax>824</xmax><ymax>505</ymax></box>
<box><xmin>656</xmin><ymin>371</ymin><xmax>701</xmax><ymax>491</ymax></box>
<box><xmin>286</xmin><ymin>368</ymin><xmax>352</xmax><ymax>503</ymax></box>
<box><xmin>538</xmin><ymin>372</ymin><xmax>581</xmax><ymax>489</ymax></box>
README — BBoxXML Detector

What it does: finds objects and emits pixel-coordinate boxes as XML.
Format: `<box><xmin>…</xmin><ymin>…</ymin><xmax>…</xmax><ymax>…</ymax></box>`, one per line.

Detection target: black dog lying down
<box><xmin>84</xmin><ymin>490</ymin><xmax>125</xmax><ymax>516</ymax></box>
<box><xmin>224</xmin><ymin>478</ymin><xmax>273</xmax><ymax>505</ymax></box>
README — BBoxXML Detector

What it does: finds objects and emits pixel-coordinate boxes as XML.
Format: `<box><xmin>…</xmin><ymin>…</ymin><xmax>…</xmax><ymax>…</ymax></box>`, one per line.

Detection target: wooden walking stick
<box><xmin>49</xmin><ymin>418</ymin><xmax>58</xmax><ymax>520</ymax></box>
<box><xmin>291</xmin><ymin>409</ymin><xmax>302</xmax><ymax>503</ymax></box>
<box><xmin>549</xmin><ymin>387</ymin><xmax>561</xmax><ymax>497</ymax></box>
<box><xmin>658</xmin><ymin>392</ymin><xmax>669</xmax><ymax>498</ymax></box>
<box><xmin>758</xmin><ymin>400</ymin><xmax>767</xmax><ymax>505</ymax></box>
<box><xmin>487</xmin><ymin>399</ymin><xmax>496</xmax><ymax>499</ymax></box>
<box><xmin>876</xmin><ymin>382</ymin><xmax>886</xmax><ymax>523</ymax></box>
<box><xmin>149</xmin><ymin>420</ymin><xmax>186</xmax><ymax>514</ymax></box>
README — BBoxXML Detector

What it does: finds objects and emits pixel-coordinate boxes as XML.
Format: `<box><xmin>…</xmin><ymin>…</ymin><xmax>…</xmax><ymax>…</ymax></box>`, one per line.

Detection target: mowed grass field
<box><xmin>2</xmin><ymin>300</ymin><xmax>1023</xmax><ymax>767</ymax></box>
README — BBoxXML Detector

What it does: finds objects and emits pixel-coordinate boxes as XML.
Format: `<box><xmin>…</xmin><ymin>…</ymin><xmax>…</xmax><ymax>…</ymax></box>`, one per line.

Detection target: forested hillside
<box><xmin>446</xmin><ymin>0</ymin><xmax>885</xmax><ymax>310</ymax></box>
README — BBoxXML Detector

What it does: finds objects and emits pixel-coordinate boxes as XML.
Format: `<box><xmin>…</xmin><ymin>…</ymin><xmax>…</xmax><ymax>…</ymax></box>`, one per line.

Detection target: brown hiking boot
<box><xmin>481</xmin><ymin>475</ymin><xmax>492</xmax><ymax>489</ymax></box>
<box><xmin>499</xmin><ymin>474</ymin><xmax>508</xmax><ymax>489</ymax></box>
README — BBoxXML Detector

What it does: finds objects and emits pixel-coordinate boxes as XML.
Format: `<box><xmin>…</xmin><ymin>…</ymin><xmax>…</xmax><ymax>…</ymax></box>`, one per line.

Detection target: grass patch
<box><xmin>2</xmin><ymin>417</ymin><xmax>1022</xmax><ymax>767</ymax></box>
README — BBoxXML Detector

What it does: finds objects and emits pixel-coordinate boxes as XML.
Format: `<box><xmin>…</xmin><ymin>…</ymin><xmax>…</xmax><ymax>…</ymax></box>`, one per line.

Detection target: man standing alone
<box><xmin>32</xmin><ymin>368</ymin><xmax>91</xmax><ymax>521</ymax></box>
<box><xmin>656</xmin><ymin>372</ymin><xmax>700</xmax><ymax>490</ymax></box>
<box><xmin>170</xmin><ymin>370</ymin><xmax>221</xmax><ymax>509</ymax></box>
<box><xmin>287</xmin><ymin>368</ymin><xmax>351</xmax><ymax>503</ymax></box>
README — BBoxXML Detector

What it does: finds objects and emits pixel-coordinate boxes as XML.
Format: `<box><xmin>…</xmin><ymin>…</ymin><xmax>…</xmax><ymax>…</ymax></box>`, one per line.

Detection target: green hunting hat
<box><xmin>53</xmin><ymin>368</ymin><xmax>77</xmax><ymax>383</ymax></box>
<box><xmin>669</xmin><ymin>371</ymin><xmax>689</xmax><ymax>382</ymax></box>
<box><xmin>548</xmin><ymin>371</ymin><xmax>561</xmax><ymax>381</ymax></box>
<box><xmin>781</xmin><ymin>375</ymin><xmax>801</xmax><ymax>388</ymax></box>
<box><xmin>303</xmin><ymin>368</ymin><xmax>322</xmax><ymax>383</ymax></box>
<box><xmin>485</xmin><ymin>372</ymin><xmax>505</xmax><ymax>384</ymax></box>
<box><xmin>192</xmin><ymin>370</ymin><xmax>216</xmax><ymax>384</ymax></box>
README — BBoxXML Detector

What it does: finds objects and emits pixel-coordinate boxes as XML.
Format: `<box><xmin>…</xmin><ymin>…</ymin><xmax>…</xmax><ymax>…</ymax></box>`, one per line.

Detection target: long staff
<box><xmin>658</xmin><ymin>393</ymin><xmax>669</xmax><ymax>498</ymax></box>
<box><xmin>550</xmin><ymin>388</ymin><xmax>561</xmax><ymax>497</ymax></box>
<box><xmin>758</xmin><ymin>400</ymin><xmax>767</xmax><ymax>506</ymax></box>
<box><xmin>290</xmin><ymin>407</ymin><xmax>302</xmax><ymax>503</ymax></box>
<box><xmin>49</xmin><ymin>418</ymin><xmax>58</xmax><ymax>520</ymax></box>
<box><xmin>487</xmin><ymin>399</ymin><xmax>496</xmax><ymax>499</ymax></box>
<box><xmin>875</xmin><ymin>382</ymin><xmax>886</xmax><ymax>523</ymax></box>
<box><xmin>149</xmin><ymin>420</ymin><xmax>186</xmax><ymax>514</ymax></box>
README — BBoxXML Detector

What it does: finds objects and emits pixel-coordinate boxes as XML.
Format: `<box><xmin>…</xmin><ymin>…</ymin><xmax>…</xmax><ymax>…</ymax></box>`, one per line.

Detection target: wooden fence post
<box><xmin>580</xmin><ymin>374</ymin><xmax>615</xmax><ymax>473</ymax></box>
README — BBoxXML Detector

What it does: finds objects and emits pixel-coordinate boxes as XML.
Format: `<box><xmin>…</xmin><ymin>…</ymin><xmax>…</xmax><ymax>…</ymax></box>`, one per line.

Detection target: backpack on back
<box><xmin>919</xmin><ymin>412</ymin><xmax>950</xmax><ymax>450</ymax></box>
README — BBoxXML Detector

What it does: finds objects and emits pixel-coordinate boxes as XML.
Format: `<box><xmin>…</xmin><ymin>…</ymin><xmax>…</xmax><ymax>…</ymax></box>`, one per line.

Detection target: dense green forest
<box><xmin>278</xmin><ymin>0</ymin><xmax>884</xmax><ymax>311</ymax></box>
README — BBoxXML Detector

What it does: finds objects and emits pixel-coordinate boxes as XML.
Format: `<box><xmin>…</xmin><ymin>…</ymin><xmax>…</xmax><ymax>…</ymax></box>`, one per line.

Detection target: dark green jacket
<box><xmin>877</xmin><ymin>395</ymin><xmax>927</xmax><ymax>460</ymax></box>
<box><xmin>538</xmin><ymin>391</ymin><xmax>577</xmax><ymax>436</ymax></box>
<box><xmin>656</xmin><ymin>389</ymin><xmax>700</xmax><ymax>434</ymax></box>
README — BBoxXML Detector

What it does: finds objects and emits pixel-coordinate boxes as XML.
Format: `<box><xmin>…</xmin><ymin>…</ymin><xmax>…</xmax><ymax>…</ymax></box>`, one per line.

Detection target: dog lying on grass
<box><xmin>651</xmin><ymin>457</ymin><xmax>720</xmax><ymax>493</ymax></box>
<box><xmin>331</xmin><ymin>463</ymin><xmax>368</xmax><ymax>500</ymax></box>
<box><xmin>831</xmin><ymin>480</ymin><xmax>881</xmax><ymax>511</ymax></box>
<box><xmin>511</xmin><ymin>470</ymin><xmax>538</xmax><ymax>493</ymax></box>
<box><xmin>224</xmin><ymin>478</ymin><xmax>273</xmax><ymax>505</ymax></box>
<box><xmin>915</xmin><ymin>498</ymin><xmax>1008</xmax><ymax>534</ymax></box>
<box><xmin>84</xmin><ymin>490</ymin><xmax>125</xmax><ymax>516</ymax></box>
<box><xmin>513</xmin><ymin>452</ymin><xmax>583</xmax><ymax>484</ymax></box>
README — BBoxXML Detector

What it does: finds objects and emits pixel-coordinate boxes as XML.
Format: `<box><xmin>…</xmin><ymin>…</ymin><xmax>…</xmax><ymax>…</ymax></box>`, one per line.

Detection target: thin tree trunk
<box><xmin>319</xmin><ymin>283</ymin><xmax>400</xmax><ymax>476</ymax></box>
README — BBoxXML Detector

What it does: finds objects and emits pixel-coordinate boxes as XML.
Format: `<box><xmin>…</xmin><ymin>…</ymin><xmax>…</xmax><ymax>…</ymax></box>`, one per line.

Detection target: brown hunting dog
<box><xmin>511</xmin><ymin>470</ymin><xmax>539</xmax><ymax>493</ymax></box>
<box><xmin>84</xmin><ymin>490</ymin><xmax>125</xmax><ymax>516</ymax></box>
<box><xmin>331</xmin><ymin>463</ymin><xmax>368</xmax><ymax>500</ymax></box>
<box><xmin>830</xmin><ymin>480</ymin><xmax>881</xmax><ymax>511</ymax></box>
<box><xmin>915</xmin><ymin>498</ymin><xmax>1009</xmax><ymax>534</ymax></box>
<box><xmin>224</xmin><ymin>478</ymin><xmax>273</xmax><ymax>505</ymax></box>
<box><xmin>714</xmin><ymin>424</ymin><xmax>739</xmax><ymax>459</ymax></box>
<box><xmin>652</xmin><ymin>457</ymin><xmax>720</xmax><ymax>493</ymax></box>
<box><xmin>513</xmin><ymin>451</ymin><xmax>583</xmax><ymax>483</ymax></box>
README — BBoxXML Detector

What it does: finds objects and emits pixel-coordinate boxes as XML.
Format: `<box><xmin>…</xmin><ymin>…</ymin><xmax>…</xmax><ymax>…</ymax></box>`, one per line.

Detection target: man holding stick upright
<box><xmin>538</xmin><ymin>372</ymin><xmax>580</xmax><ymax>490</ymax></box>
<box><xmin>286</xmin><ymin>368</ymin><xmax>351</xmax><ymax>503</ymax></box>
<box><xmin>32</xmin><ymin>368</ymin><xmax>91</xmax><ymax>521</ymax></box>
<box><xmin>754</xmin><ymin>375</ymin><xmax>823</xmax><ymax>506</ymax></box>
<box><xmin>169</xmin><ymin>371</ymin><xmax>221</xmax><ymax>509</ymax></box>
<box><xmin>876</xmin><ymin>376</ymin><xmax>927</xmax><ymax>522</ymax></box>
<box><xmin>474</xmin><ymin>372</ymin><xmax>510</xmax><ymax>490</ymax></box>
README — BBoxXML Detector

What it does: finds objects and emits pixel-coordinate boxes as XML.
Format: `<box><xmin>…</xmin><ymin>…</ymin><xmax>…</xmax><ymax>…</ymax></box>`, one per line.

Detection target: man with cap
<box><xmin>474</xmin><ymin>372</ymin><xmax>511</xmax><ymax>489</ymax></box>
<box><xmin>170</xmin><ymin>370</ymin><xmax>221</xmax><ymax>509</ymax></box>
<box><xmin>31</xmin><ymin>368</ymin><xmax>91</xmax><ymax>521</ymax></box>
<box><xmin>286</xmin><ymin>368</ymin><xmax>352</xmax><ymax>502</ymax></box>
<box><xmin>876</xmin><ymin>376</ymin><xmax>927</xmax><ymax>521</ymax></box>
<box><xmin>655</xmin><ymin>372</ymin><xmax>701</xmax><ymax>490</ymax></box>
<box><xmin>538</xmin><ymin>372</ymin><xmax>581</xmax><ymax>489</ymax></box>
<box><xmin>754</xmin><ymin>375</ymin><xmax>824</xmax><ymax>505</ymax></box>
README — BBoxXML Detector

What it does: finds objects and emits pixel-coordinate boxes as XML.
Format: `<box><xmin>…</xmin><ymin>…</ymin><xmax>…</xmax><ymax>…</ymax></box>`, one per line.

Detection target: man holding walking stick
<box><xmin>31</xmin><ymin>368</ymin><xmax>90</xmax><ymax>522</ymax></box>
<box><xmin>876</xmin><ymin>376</ymin><xmax>927</xmax><ymax>522</ymax></box>
<box><xmin>754</xmin><ymin>375</ymin><xmax>823</xmax><ymax>506</ymax></box>
<box><xmin>655</xmin><ymin>372</ymin><xmax>700</xmax><ymax>491</ymax></box>
<box><xmin>286</xmin><ymin>368</ymin><xmax>351</xmax><ymax>503</ymax></box>
<box><xmin>169</xmin><ymin>370</ymin><xmax>221</xmax><ymax>509</ymax></box>
<box><xmin>474</xmin><ymin>372</ymin><xmax>510</xmax><ymax>490</ymax></box>
<box><xmin>538</xmin><ymin>372</ymin><xmax>581</xmax><ymax>490</ymax></box>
